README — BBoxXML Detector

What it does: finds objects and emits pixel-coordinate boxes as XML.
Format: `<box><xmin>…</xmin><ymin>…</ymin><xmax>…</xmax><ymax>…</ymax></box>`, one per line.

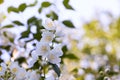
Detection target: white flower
<box><xmin>47</xmin><ymin>50</ymin><xmax>61</xmax><ymax>64</ymax></box>
<box><xmin>0</xmin><ymin>62</ymin><xmax>7</xmax><ymax>76</ymax></box>
<box><xmin>52</xmin><ymin>45</ymin><xmax>63</xmax><ymax>57</ymax></box>
<box><xmin>45</xmin><ymin>70</ymin><xmax>57</xmax><ymax>80</ymax></box>
<box><xmin>28</xmin><ymin>51</ymin><xmax>38</xmax><ymax>68</ymax></box>
<box><xmin>46</xmin><ymin>44</ymin><xmax>63</xmax><ymax>64</ymax></box>
<box><xmin>31</xmin><ymin>51</ymin><xmax>39</xmax><ymax>59</ymax></box>
<box><xmin>9</xmin><ymin>62</ymin><xmax>21</xmax><ymax>74</ymax></box>
<box><xmin>26</xmin><ymin>70</ymin><xmax>40</xmax><ymax>80</ymax></box>
<box><xmin>0</xmin><ymin>12</ymin><xmax>6</xmax><ymax>23</ymax></box>
<box><xmin>43</xmin><ymin>18</ymin><xmax>56</xmax><ymax>30</ymax></box>
<box><xmin>59</xmin><ymin>68</ymin><xmax>75</xmax><ymax>80</ymax></box>
<box><xmin>45</xmin><ymin>74</ymin><xmax>55</xmax><ymax>80</ymax></box>
<box><xmin>36</xmin><ymin>42</ymin><xmax>50</xmax><ymax>57</ymax></box>
<box><xmin>15</xmin><ymin>68</ymin><xmax>26</xmax><ymax>80</ymax></box>
<box><xmin>41</xmin><ymin>30</ymin><xmax>54</xmax><ymax>43</ymax></box>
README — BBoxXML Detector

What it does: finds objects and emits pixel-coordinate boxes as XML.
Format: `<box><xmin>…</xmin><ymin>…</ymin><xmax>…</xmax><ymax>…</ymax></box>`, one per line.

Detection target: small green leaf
<box><xmin>62</xmin><ymin>45</ymin><xmax>68</xmax><ymax>54</ymax></box>
<box><xmin>0</xmin><ymin>59</ymin><xmax>3</xmax><ymax>63</ymax></box>
<box><xmin>31</xmin><ymin>60</ymin><xmax>41</xmax><ymax>69</ymax></box>
<box><xmin>3</xmin><ymin>31</ymin><xmax>7</xmax><ymax>37</ymax></box>
<box><xmin>49</xmin><ymin>63</ymin><xmax>61</xmax><ymax>77</ymax></box>
<box><xmin>0</xmin><ymin>50</ymin><xmax>2</xmax><ymax>56</ymax></box>
<box><xmin>9</xmin><ymin>37</ymin><xmax>14</xmax><ymax>43</ymax></box>
<box><xmin>18</xmin><ymin>3</ymin><xmax>27</xmax><ymax>12</ymax></box>
<box><xmin>33</xmin><ymin>32</ymin><xmax>42</xmax><ymax>41</ymax></box>
<box><xmin>52</xmin><ymin>12</ymin><xmax>58</xmax><ymax>20</ymax></box>
<box><xmin>19</xmin><ymin>27</ymin><xmax>30</xmax><ymax>39</ymax></box>
<box><xmin>41</xmin><ymin>2</ymin><xmax>51</xmax><ymax>7</ymax></box>
<box><xmin>0</xmin><ymin>45</ymin><xmax>11</xmax><ymax>51</ymax></box>
<box><xmin>38</xmin><ymin>2</ymin><xmax>51</xmax><ymax>13</ymax></box>
<box><xmin>28</xmin><ymin>0</ymin><xmax>37</xmax><ymax>7</ymax></box>
<box><xmin>13</xmin><ymin>20</ymin><xmax>24</xmax><ymax>26</ymax></box>
<box><xmin>0</xmin><ymin>0</ymin><xmax>4</xmax><ymax>4</ymax></box>
<box><xmin>1</xmin><ymin>24</ymin><xmax>14</xmax><ymax>29</ymax></box>
<box><xmin>38</xmin><ymin>7</ymin><xmax>42</xmax><ymax>13</ymax></box>
<box><xmin>64</xmin><ymin>53</ymin><xmax>79</xmax><ymax>60</ymax></box>
<box><xmin>46</xmin><ymin>11</ymin><xmax>58</xmax><ymax>20</ymax></box>
<box><xmin>15</xmin><ymin>57</ymin><xmax>26</xmax><ymax>64</ymax></box>
<box><xmin>27</xmin><ymin>16</ymin><xmax>37</xmax><ymax>25</ymax></box>
<box><xmin>8</xmin><ymin>6</ymin><xmax>19</xmax><ymax>13</ymax></box>
<box><xmin>71</xmin><ymin>68</ymin><xmax>78</xmax><ymax>73</ymax></box>
<box><xmin>63</xmin><ymin>20</ymin><xmax>74</xmax><ymax>28</ymax></box>
<box><xmin>63</xmin><ymin>0</ymin><xmax>74</xmax><ymax>10</ymax></box>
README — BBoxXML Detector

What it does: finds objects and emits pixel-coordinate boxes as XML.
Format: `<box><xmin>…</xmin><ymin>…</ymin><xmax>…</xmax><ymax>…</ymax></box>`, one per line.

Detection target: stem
<box><xmin>42</xmin><ymin>58</ymin><xmax>47</xmax><ymax>80</ymax></box>
<box><xmin>43</xmin><ymin>65</ymin><xmax>46</xmax><ymax>78</ymax></box>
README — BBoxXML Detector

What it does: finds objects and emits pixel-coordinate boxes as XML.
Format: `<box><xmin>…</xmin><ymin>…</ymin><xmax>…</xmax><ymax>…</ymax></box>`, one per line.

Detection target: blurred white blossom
<box><xmin>0</xmin><ymin>63</ymin><xmax>7</xmax><ymax>76</ymax></box>
<box><xmin>36</xmin><ymin>42</ymin><xmax>50</xmax><ymax>57</ymax></box>
<box><xmin>43</xmin><ymin>18</ymin><xmax>56</xmax><ymax>30</ymax></box>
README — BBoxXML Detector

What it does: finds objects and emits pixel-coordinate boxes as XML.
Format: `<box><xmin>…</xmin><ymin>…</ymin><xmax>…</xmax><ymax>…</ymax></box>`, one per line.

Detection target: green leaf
<box><xmin>0</xmin><ymin>45</ymin><xmax>11</xmax><ymax>51</ymax></box>
<box><xmin>28</xmin><ymin>0</ymin><xmax>37</xmax><ymax>7</ymax></box>
<box><xmin>1</xmin><ymin>24</ymin><xmax>14</xmax><ymax>29</ymax></box>
<box><xmin>19</xmin><ymin>30</ymin><xmax>30</xmax><ymax>39</ymax></box>
<box><xmin>41</xmin><ymin>2</ymin><xmax>51</xmax><ymax>7</ymax></box>
<box><xmin>27</xmin><ymin>16</ymin><xmax>37</xmax><ymax>25</ymax></box>
<box><xmin>63</xmin><ymin>0</ymin><xmax>74</xmax><ymax>10</ymax></box>
<box><xmin>52</xmin><ymin>12</ymin><xmax>58</xmax><ymax>20</ymax></box>
<box><xmin>13</xmin><ymin>20</ymin><xmax>24</xmax><ymax>26</ymax></box>
<box><xmin>71</xmin><ymin>68</ymin><xmax>78</xmax><ymax>73</ymax></box>
<box><xmin>63</xmin><ymin>20</ymin><xmax>74</xmax><ymax>28</ymax></box>
<box><xmin>46</xmin><ymin>11</ymin><xmax>58</xmax><ymax>20</ymax></box>
<box><xmin>62</xmin><ymin>45</ymin><xmax>68</xmax><ymax>54</ymax></box>
<box><xmin>64</xmin><ymin>53</ymin><xmax>79</xmax><ymax>60</ymax></box>
<box><xmin>18</xmin><ymin>3</ymin><xmax>27</xmax><ymax>12</ymax></box>
<box><xmin>8</xmin><ymin>6</ymin><xmax>19</xmax><ymax>13</ymax></box>
<box><xmin>31</xmin><ymin>60</ymin><xmax>41</xmax><ymax>69</ymax></box>
<box><xmin>0</xmin><ymin>50</ymin><xmax>2</xmax><ymax>56</ymax></box>
<box><xmin>19</xmin><ymin>27</ymin><xmax>30</xmax><ymax>39</ymax></box>
<box><xmin>33</xmin><ymin>32</ymin><xmax>42</xmax><ymax>41</ymax></box>
<box><xmin>38</xmin><ymin>2</ymin><xmax>51</xmax><ymax>13</ymax></box>
<box><xmin>38</xmin><ymin>7</ymin><xmax>42</xmax><ymax>13</ymax></box>
<box><xmin>15</xmin><ymin>57</ymin><xmax>26</xmax><ymax>64</ymax></box>
<box><xmin>0</xmin><ymin>0</ymin><xmax>4</xmax><ymax>4</ymax></box>
<box><xmin>49</xmin><ymin>63</ymin><xmax>61</xmax><ymax>77</ymax></box>
<box><xmin>35</xmin><ymin>19</ymin><xmax>43</xmax><ymax>28</ymax></box>
<box><xmin>3</xmin><ymin>31</ymin><xmax>7</xmax><ymax>37</ymax></box>
<box><xmin>0</xmin><ymin>59</ymin><xmax>3</xmax><ymax>63</ymax></box>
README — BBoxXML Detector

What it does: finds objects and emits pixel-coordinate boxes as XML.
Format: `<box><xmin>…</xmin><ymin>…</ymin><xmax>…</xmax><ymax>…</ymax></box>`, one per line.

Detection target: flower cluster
<box><xmin>29</xmin><ymin>18</ymin><xmax>63</xmax><ymax>66</ymax></box>
<box><xmin>0</xmin><ymin>61</ymin><xmax>40</xmax><ymax>80</ymax></box>
<box><xmin>0</xmin><ymin>18</ymin><xmax>63</xmax><ymax>80</ymax></box>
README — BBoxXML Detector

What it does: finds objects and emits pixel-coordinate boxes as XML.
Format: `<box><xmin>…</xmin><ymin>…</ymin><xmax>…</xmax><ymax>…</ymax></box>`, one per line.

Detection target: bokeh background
<box><xmin>0</xmin><ymin>0</ymin><xmax>120</xmax><ymax>80</ymax></box>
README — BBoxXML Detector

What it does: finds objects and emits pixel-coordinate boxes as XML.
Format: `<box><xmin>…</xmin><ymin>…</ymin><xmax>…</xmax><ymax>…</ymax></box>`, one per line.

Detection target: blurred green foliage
<box><xmin>0</xmin><ymin>0</ymin><xmax>4</xmax><ymax>4</ymax></box>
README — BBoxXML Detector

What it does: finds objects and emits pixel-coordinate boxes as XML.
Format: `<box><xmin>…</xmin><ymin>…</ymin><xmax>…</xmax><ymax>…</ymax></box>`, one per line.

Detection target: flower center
<box><xmin>46</xmin><ymin>36</ymin><xmax>52</xmax><ymax>41</ymax></box>
<box><xmin>41</xmin><ymin>46</ymin><xmax>48</xmax><ymax>53</ymax></box>
<box><xmin>47</xmin><ymin>22</ymin><xmax>53</xmax><ymax>28</ymax></box>
<box><xmin>12</xmin><ymin>68</ymin><xmax>17</xmax><ymax>73</ymax></box>
<box><xmin>0</xmin><ymin>67</ymin><xmax>2</xmax><ymax>71</ymax></box>
<box><xmin>50</xmin><ymin>54</ymin><xmax>55</xmax><ymax>60</ymax></box>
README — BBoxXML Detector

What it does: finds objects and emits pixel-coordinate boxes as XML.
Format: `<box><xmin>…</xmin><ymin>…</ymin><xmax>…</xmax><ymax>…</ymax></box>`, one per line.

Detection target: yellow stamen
<box><xmin>47</xmin><ymin>22</ymin><xmax>53</xmax><ymax>28</ymax></box>
<box><xmin>12</xmin><ymin>68</ymin><xmax>17</xmax><ymax>73</ymax></box>
<box><xmin>50</xmin><ymin>54</ymin><xmax>55</xmax><ymax>60</ymax></box>
<box><xmin>0</xmin><ymin>67</ymin><xmax>2</xmax><ymax>71</ymax></box>
<box><xmin>41</xmin><ymin>46</ymin><xmax>48</xmax><ymax>53</ymax></box>
<box><xmin>46</xmin><ymin>36</ymin><xmax>52</xmax><ymax>41</ymax></box>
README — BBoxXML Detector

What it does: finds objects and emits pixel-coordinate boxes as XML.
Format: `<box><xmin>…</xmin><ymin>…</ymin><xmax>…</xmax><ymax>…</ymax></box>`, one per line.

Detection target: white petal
<box><xmin>52</xmin><ymin>45</ymin><xmax>63</xmax><ymax>56</ymax></box>
<box><xmin>47</xmin><ymin>53</ymin><xmax>61</xmax><ymax>64</ymax></box>
<box><xmin>43</xmin><ymin>18</ymin><xmax>56</xmax><ymax>30</ymax></box>
<box><xmin>36</xmin><ymin>42</ymin><xmax>50</xmax><ymax>57</ymax></box>
<box><xmin>41</xmin><ymin>31</ymin><xmax>54</xmax><ymax>43</ymax></box>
